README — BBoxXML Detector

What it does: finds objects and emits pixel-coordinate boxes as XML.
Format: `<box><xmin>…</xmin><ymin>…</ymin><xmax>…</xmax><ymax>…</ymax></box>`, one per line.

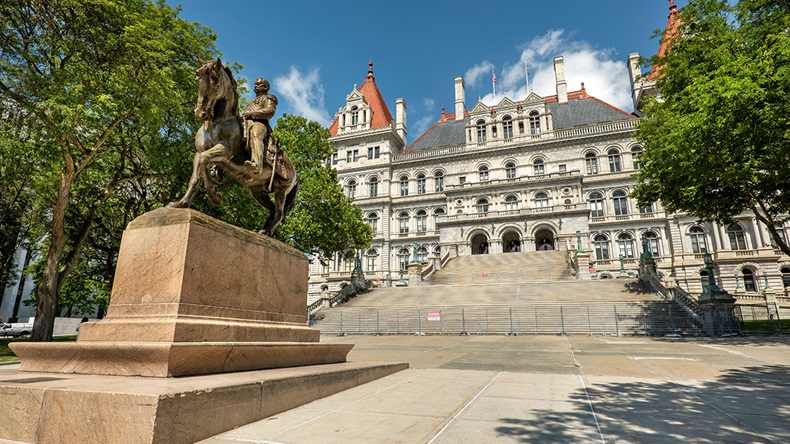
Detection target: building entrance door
<box><xmin>471</xmin><ymin>233</ymin><xmax>489</xmax><ymax>255</ymax></box>
<box><xmin>535</xmin><ymin>229</ymin><xmax>555</xmax><ymax>250</ymax></box>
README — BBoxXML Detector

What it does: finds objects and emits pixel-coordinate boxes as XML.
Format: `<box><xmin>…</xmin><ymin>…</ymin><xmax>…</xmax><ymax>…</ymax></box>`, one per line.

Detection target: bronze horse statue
<box><xmin>167</xmin><ymin>58</ymin><xmax>298</xmax><ymax>236</ymax></box>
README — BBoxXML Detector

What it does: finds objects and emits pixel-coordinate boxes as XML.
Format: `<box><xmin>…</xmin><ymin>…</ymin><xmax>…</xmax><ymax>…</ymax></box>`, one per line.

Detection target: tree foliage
<box><xmin>273</xmin><ymin>114</ymin><xmax>373</xmax><ymax>262</ymax></box>
<box><xmin>0</xmin><ymin>0</ymin><xmax>218</xmax><ymax>340</ymax></box>
<box><xmin>633</xmin><ymin>0</ymin><xmax>790</xmax><ymax>255</ymax></box>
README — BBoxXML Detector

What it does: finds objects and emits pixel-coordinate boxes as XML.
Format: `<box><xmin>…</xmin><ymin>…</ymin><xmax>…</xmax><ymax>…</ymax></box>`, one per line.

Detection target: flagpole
<box><xmin>525</xmin><ymin>61</ymin><xmax>531</xmax><ymax>93</ymax></box>
<box><xmin>492</xmin><ymin>68</ymin><xmax>496</xmax><ymax>100</ymax></box>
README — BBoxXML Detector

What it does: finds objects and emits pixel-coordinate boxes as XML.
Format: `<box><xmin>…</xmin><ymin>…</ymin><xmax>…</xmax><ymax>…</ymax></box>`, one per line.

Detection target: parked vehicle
<box><xmin>1</xmin><ymin>322</ymin><xmax>33</xmax><ymax>338</ymax></box>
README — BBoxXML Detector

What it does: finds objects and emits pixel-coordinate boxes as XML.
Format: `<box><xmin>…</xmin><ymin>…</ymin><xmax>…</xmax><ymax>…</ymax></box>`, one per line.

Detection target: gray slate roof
<box><xmin>405</xmin><ymin>97</ymin><xmax>634</xmax><ymax>153</ymax></box>
<box><xmin>548</xmin><ymin>97</ymin><xmax>632</xmax><ymax>129</ymax></box>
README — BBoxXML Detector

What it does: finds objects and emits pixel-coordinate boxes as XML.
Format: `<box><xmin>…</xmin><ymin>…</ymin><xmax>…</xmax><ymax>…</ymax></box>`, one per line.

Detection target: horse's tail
<box><xmin>283</xmin><ymin>178</ymin><xmax>299</xmax><ymax>218</ymax></box>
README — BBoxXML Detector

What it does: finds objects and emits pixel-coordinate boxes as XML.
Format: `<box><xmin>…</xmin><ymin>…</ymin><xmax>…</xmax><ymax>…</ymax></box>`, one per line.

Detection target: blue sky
<box><xmin>172</xmin><ymin>0</ymin><xmax>683</xmax><ymax>141</ymax></box>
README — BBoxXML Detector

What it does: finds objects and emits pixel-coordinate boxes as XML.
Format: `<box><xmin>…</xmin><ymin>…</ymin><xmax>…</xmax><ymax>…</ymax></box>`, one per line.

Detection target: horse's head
<box><xmin>195</xmin><ymin>58</ymin><xmax>225</xmax><ymax>122</ymax></box>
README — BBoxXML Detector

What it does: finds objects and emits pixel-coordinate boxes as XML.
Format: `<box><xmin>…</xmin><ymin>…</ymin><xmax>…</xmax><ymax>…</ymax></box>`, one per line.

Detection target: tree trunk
<box><xmin>30</xmin><ymin>171</ymin><xmax>73</xmax><ymax>342</ymax></box>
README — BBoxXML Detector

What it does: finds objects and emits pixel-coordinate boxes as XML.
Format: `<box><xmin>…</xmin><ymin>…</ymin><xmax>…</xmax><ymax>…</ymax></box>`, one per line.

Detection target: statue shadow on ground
<box><xmin>493</xmin><ymin>364</ymin><xmax>790</xmax><ymax>443</ymax></box>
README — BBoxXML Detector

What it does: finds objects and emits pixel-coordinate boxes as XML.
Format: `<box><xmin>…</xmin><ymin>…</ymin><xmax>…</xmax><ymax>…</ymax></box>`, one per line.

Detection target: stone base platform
<box><xmin>11</xmin><ymin>341</ymin><xmax>355</xmax><ymax>377</ymax></box>
<box><xmin>0</xmin><ymin>360</ymin><xmax>408</xmax><ymax>444</ymax></box>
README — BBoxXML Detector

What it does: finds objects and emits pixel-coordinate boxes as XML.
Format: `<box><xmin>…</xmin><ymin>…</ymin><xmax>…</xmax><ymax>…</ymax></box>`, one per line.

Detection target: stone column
<box><xmin>575</xmin><ymin>252</ymin><xmax>592</xmax><ymax>280</ymax></box>
<box><xmin>407</xmin><ymin>261</ymin><xmax>423</xmax><ymax>287</ymax></box>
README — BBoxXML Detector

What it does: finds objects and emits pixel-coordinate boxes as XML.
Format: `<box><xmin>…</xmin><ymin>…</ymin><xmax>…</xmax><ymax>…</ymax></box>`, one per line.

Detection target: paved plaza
<box><xmin>203</xmin><ymin>335</ymin><xmax>790</xmax><ymax>443</ymax></box>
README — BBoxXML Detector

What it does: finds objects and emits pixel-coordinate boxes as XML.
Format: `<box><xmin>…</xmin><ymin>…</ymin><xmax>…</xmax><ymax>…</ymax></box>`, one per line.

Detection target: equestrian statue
<box><xmin>167</xmin><ymin>58</ymin><xmax>298</xmax><ymax>236</ymax></box>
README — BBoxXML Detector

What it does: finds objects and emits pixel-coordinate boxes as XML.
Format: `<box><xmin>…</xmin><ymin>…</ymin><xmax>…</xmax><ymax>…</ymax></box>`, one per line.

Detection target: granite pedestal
<box><xmin>4</xmin><ymin>208</ymin><xmax>406</xmax><ymax>443</ymax></box>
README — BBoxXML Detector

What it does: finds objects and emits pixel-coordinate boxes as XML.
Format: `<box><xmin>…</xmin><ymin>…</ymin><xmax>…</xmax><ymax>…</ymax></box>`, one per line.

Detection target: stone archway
<box><xmin>471</xmin><ymin>233</ymin><xmax>490</xmax><ymax>255</ymax></box>
<box><xmin>502</xmin><ymin>230</ymin><xmax>522</xmax><ymax>253</ymax></box>
<box><xmin>535</xmin><ymin>228</ymin><xmax>556</xmax><ymax>251</ymax></box>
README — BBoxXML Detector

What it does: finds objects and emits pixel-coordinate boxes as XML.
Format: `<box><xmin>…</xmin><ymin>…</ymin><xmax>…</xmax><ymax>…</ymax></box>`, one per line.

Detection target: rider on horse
<box><xmin>242</xmin><ymin>78</ymin><xmax>288</xmax><ymax>181</ymax></box>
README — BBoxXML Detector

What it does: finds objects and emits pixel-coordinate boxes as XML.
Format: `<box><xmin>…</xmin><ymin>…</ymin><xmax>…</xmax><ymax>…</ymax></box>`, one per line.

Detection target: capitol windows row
<box><xmin>469</xmin><ymin>112</ymin><xmax>543</xmax><ymax>144</ymax></box>
<box><xmin>592</xmin><ymin>231</ymin><xmax>661</xmax><ymax>261</ymax></box>
<box><xmin>584</xmin><ymin>146</ymin><xmax>643</xmax><ymax>174</ymax></box>
<box><xmin>365</xmin><ymin>208</ymin><xmax>447</xmax><ymax>234</ymax></box>
<box><xmin>587</xmin><ymin>190</ymin><xmax>655</xmax><ymax>217</ymax></box>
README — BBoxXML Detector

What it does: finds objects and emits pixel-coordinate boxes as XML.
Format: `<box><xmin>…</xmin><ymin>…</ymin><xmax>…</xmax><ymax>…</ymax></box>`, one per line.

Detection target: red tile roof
<box><xmin>329</xmin><ymin>59</ymin><xmax>394</xmax><ymax>135</ymax></box>
<box><xmin>647</xmin><ymin>0</ymin><xmax>682</xmax><ymax>80</ymax></box>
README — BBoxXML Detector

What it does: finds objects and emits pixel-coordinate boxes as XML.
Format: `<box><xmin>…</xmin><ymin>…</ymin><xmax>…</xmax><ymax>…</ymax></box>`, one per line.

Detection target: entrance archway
<box><xmin>535</xmin><ymin>228</ymin><xmax>556</xmax><ymax>250</ymax></box>
<box><xmin>502</xmin><ymin>230</ymin><xmax>521</xmax><ymax>253</ymax></box>
<box><xmin>471</xmin><ymin>233</ymin><xmax>490</xmax><ymax>255</ymax></box>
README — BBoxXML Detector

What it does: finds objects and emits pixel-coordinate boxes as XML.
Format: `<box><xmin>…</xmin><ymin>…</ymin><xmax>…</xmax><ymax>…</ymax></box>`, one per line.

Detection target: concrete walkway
<box><xmin>202</xmin><ymin>335</ymin><xmax>790</xmax><ymax>443</ymax></box>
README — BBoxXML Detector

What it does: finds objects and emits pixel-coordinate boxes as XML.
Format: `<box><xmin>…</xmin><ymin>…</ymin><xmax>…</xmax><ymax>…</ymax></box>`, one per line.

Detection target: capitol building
<box><xmin>307</xmin><ymin>8</ymin><xmax>790</xmax><ymax>303</ymax></box>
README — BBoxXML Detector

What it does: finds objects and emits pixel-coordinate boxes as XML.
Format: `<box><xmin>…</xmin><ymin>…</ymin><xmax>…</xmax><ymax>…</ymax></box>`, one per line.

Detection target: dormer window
<box><xmin>529</xmin><ymin>111</ymin><xmax>540</xmax><ymax>135</ymax></box>
<box><xmin>351</xmin><ymin>106</ymin><xmax>359</xmax><ymax>125</ymax></box>
<box><xmin>476</xmin><ymin>119</ymin><xmax>487</xmax><ymax>143</ymax></box>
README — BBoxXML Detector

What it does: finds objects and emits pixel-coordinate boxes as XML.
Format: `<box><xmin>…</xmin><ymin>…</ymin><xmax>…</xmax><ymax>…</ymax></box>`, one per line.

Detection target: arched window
<box><xmin>743</xmin><ymin>268</ymin><xmax>757</xmax><ymax>292</ymax></box>
<box><xmin>399</xmin><ymin>175</ymin><xmax>409</xmax><ymax>196</ymax></box>
<box><xmin>533</xmin><ymin>158</ymin><xmax>545</xmax><ymax>176</ymax></box>
<box><xmin>631</xmin><ymin>146</ymin><xmax>644</xmax><ymax>170</ymax></box>
<box><xmin>639</xmin><ymin>203</ymin><xmax>654</xmax><ymax>214</ymax></box>
<box><xmin>617</xmin><ymin>232</ymin><xmax>635</xmax><ymax>259</ymax></box>
<box><xmin>585</xmin><ymin>152</ymin><xmax>599</xmax><ymax>175</ymax></box>
<box><xmin>476</xmin><ymin>119</ymin><xmax>487</xmax><ymax>143</ymax></box>
<box><xmin>689</xmin><ymin>226</ymin><xmax>707</xmax><ymax>253</ymax></box>
<box><xmin>478</xmin><ymin>165</ymin><xmax>489</xmax><ymax>182</ymax></box>
<box><xmin>589</xmin><ymin>192</ymin><xmax>604</xmax><ymax>217</ymax></box>
<box><xmin>770</xmin><ymin>225</ymin><xmax>788</xmax><ymax>249</ymax></box>
<box><xmin>534</xmin><ymin>192</ymin><xmax>549</xmax><ymax>208</ymax></box>
<box><xmin>368</xmin><ymin>176</ymin><xmax>378</xmax><ymax>197</ymax></box>
<box><xmin>433</xmin><ymin>245</ymin><xmax>442</xmax><ymax>257</ymax></box>
<box><xmin>398</xmin><ymin>211</ymin><xmax>409</xmax><ymax>234</ymax></box>
<box><xmin>700</xmin><ymin>270</ymin><xmax>710</xmax><ymax>293</ymax></box>
<box><xmin>644</xmin><ymin>231</ymin><xmax>660</xmax><ymax>256</ymax></box>
<box><xmin>434</xmin><ymin>171</ymin><xmax>444</xmax><ymax>192</ymax></box>
<box><xmin>416</xmin><ymin>173</ymin><xmax>426</xmax><ymax>194</ymax></box>
<box><xmin>529</xmin><ymin>110</ymin><xmax>540</xmax><ymax>135</ymax></box>
<box><xmin>504</xmin><ymin>195</ymin><xmax>518</xmax><ymax>211</ymax></box>
<box><xmin>433</xmin><ymin>207</ymin><xmax>445</xmax><ymax>227</ymax></box>
<box><xmin>781</xmin><ymin>267</ymin><xmax>790</xmax><ymax>288</ymax></box>
<box><xmin>397</xmin><ymin>248</ymin><xmax>410</xmax><ymax>271</ymax></box>
<box><xmin>367</xmin><ymin>212</ymin><xmax>379</xmax><ymax>232</ymax></box>
<box><xmin>365</xmin><ymin>248</ymin><xmax>378</xmax><ymax>272</ymax></box>
<box><xmin>346</xmin><ymin>179</ymin><xmax>357</xmax><ymax>198</ymax></box>
<box><xmin>416</xmin><ymin>246</ymin><xmax>428</xmax><ymax>263</ymax></box>
<box><xmin>727</xmin><ymin>224</ymin><xmax>747</xmax><ymax>250</ymax></box>
<box><xmin>476</xmin><ymin>198</ymin><xmax>489</xmax><ymax>214</ymax></box>
<box><xmin>351</xmin><ymin>106</ymin><xmax>359</xmax><ymax>125</ymax></box>
<box><xmin>502</xmin><ymin>115</ymin><xmax>513</xmax><ymax>140</ymax></box>
<box><xmin>415</xmin><ymin>210</ymin><xmax>428</xmax><ymax>232</ymax></box>
<box><xmin>594</xmin><ymin>234</ymin><xmax>610</xmax><ymax>260</ymax></box>
<box><xmin>505</xmin><ymin>162</ymin><xmax>517</xmax><ymax>179</ymax></box>
<box><xmin>608</xmin><ymin>148</ymin><xmax>622</xmax><ymax>172</ymax></box>
<box><xmin>612</xmin><ymin>190</ymin><xmax>629</xmax><ymax>216</ymax></box>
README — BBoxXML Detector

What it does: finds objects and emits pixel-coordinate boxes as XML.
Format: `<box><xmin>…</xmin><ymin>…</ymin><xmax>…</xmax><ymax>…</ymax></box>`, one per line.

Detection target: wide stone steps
<box><xmin>342</xmin><ymin>280</ymin><xmax>656</xmax><ymax>308</ymax></box>
<box><xmin>313</xmin><ymin>301</ymin><xmax>701</xmax><ymax>337</ymax></box>
<box><xmin>426</xmin><ymin>251</ymin><xmax>573</xmax><ymax>285</ymax></box>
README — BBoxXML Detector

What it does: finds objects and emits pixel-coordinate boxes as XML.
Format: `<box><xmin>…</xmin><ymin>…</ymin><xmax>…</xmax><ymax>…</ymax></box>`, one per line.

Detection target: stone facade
<box><xmin>308</xmin><ymin>56</ymin><xmax>790</xmax><ymax>309</ymax></box>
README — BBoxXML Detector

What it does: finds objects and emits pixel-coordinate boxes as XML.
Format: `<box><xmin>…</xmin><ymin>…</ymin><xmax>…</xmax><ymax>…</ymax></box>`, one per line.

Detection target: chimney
<box><xmin>553</xmin><ymin>56</ymin><xmax>568</xmax><ymax>104</ymax></box>
<box><xmin>454</xmin><ymin>76</ymin><xmax>465</xmax><ymax>120</ymax></box>
<box><xmin>395</xmin><ymin>98</ymin><xmax>407</xmax><ymax>143</ymax></box>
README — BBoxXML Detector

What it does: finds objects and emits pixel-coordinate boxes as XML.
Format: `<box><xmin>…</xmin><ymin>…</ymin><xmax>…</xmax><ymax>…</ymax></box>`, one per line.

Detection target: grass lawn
<box><xmin>741</xmin><ymin>319</ymin><xmax>790</xmax><ymax>334</ymax></box>
<box><xmin>0</xmin><ymin>335</ymin><xmax>77</xmax><ymax>363</ymax></box>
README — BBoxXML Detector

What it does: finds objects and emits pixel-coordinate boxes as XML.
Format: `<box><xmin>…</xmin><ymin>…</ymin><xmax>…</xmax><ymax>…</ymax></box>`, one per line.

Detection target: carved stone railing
<box><xmin>307</xmin><ymin>279</ymin><xmax>372</xmax><ymax>320</ymax></box>
<box><xmin>642</xmin><ymin>266</ymin><xmax>705</xmax><ymax>327</ymax></box>
<box><xmin>567</xmin><ymin>249</ymin><xmax>579</xmax><ymax>278</ymax></box>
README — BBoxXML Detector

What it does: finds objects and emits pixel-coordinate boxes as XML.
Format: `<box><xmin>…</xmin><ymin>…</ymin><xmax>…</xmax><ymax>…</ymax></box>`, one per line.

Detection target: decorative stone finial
<box><xmin>367</xmin><ymin>58</ymin><xmax>374</xmax><ymax>80</ymax></box>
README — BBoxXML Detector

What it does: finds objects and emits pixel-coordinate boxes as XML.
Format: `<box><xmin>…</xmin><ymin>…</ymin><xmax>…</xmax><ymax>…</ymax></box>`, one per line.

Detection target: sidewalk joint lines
<box><xmin>427</xmin><ymin>371</ymin><xmax>502</xmax><ymax>444</ymax></box>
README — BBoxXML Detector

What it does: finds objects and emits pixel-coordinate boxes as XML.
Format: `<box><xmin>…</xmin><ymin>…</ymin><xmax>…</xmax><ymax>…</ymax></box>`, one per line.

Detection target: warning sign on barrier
<box><xmin>427</xmin><ymin>311</ymin><xmax>441</xmax><ymax>321</ymax></box>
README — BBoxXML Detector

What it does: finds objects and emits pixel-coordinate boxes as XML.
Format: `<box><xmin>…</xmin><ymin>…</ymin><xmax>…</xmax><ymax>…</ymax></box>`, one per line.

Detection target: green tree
<box><xmin>633</xmin><ymin>0</ymin><xmax>790</xmax><ymax>256</ymax></box>
<box><xmin>273</xmin><ymin>114</ymin><xmax>373</xmax><ymax>262</ymax></box>
<box><xmin>0</xmin><ymin>0</ymin><xmax>218</xmax><ymax>340</ymax></box>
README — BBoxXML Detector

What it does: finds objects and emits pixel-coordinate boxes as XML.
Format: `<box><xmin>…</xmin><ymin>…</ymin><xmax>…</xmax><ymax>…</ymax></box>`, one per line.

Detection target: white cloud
<box><xmin>273</xmin><ymin>66</ymin><xmax>332</xmax><ymax>127</ymax></box>
<box><xmin>423</xmin><ymin>98</ymin><xmax>435</xmax><ymax>110</ymax></box>
<box><xmin>467</xmin><ymin>30</ymin><xmax>633</xmax><ymax>112</ymax></box>
<box><xmin>464</xmin><ymin>61</ymin><xmax>494</xmax><ymax>88</ymax></box>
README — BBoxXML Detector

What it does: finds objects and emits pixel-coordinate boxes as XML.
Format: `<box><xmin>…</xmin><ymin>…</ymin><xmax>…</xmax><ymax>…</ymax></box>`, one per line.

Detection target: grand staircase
<box><xmin>312</xmin><ymin>251</ymin><xmax>702</xmax><ymax>336</ymax></box>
